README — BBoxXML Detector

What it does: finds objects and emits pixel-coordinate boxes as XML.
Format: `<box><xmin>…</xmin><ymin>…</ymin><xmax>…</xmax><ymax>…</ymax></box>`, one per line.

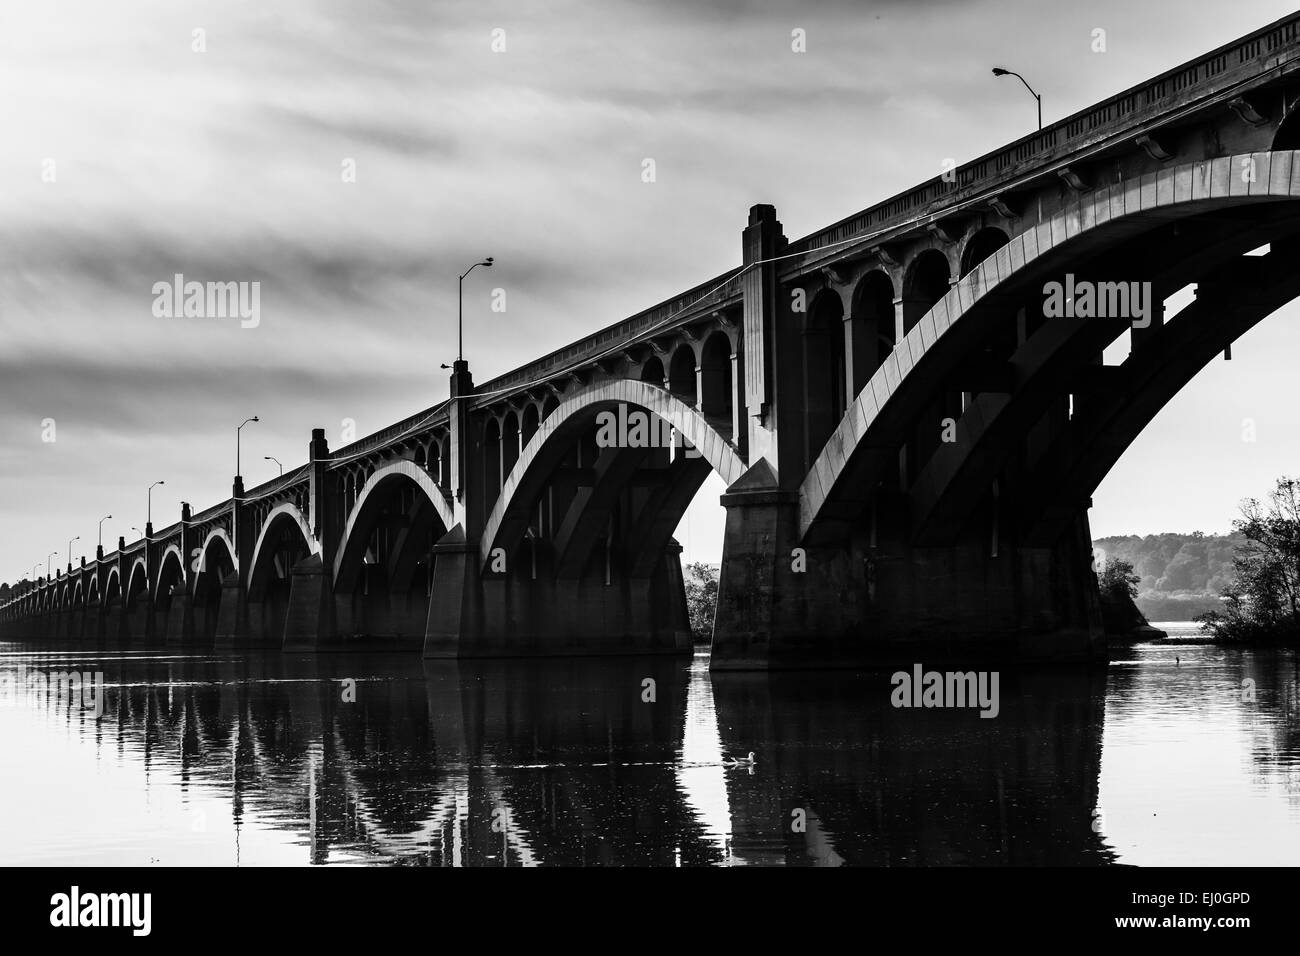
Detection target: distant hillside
<box><xmin>1093</xmin><ymin>532</ymin><xmax>1243</xmax><ymax>620</ymax></box>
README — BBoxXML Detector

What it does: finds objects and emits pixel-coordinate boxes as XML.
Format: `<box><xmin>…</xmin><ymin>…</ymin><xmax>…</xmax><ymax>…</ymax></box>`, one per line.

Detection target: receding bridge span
<box><xmin>7</xmin><ymin>14</ymin><xmax>1300</xmax><ymax>667</ymax></box>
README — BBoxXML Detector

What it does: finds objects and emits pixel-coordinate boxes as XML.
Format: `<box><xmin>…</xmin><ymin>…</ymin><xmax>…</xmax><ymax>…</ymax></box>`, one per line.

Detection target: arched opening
<box><xmin>902</xmin><ymin>249</ymin><xmax>951</xmax><ymax>334</ymax></box>
<box><xmin>124</xmin><ymin>561</ymin><xmax>148</xmax><ymax>610</ymax></box>
<box><xmin>154</xmin><ymin>549</ymin><xmax>185</xmax><ymax>642</ymax></box>
<box><xmin>192</xmin><ymin>534</ymin><xmax>236</xmax><ymax>645</ymax></box>
<box><xmin>848</xmin><ymin>269</ymin><xmax>896</xmax><ymax>396</ymax></box>
<box><xmin>124</xmin><ymin>560</ymin><xmax>151</xmax><ymax>642</ymax></box>
<box><xmin>335</xmin><ymin>469</ymin><xmax>450</xmax><ymax>645</ymax></box>
<box><xmin>901</xmin><ymin>250</ymin><xmax>957</xmax><ymax>487</ymax></box>
<box><xmin>961</xmin><ymin>226</ymin><xmax>1010</xmax><ymax>279</ymax></box>
<box><xmin>502</xmin><ymin>411</ymin><xmax>521</xmax><ymax>480</ymax></box>
<box><xmin>480</xmin><ymin>384</ymin><xmax>746</xmax><ymax>653</ymax></box>
<box><xmin>1274</xmin><ymin>106</ymin><xmax>1300</xmax><ymax>151</ymax></box>
<box><xmin>698</xmin><ymin>332</ymin><xmax>733</xmax><ymax>436</ymax></box>
<box><xmin>247</xmin><ymin>509</ymin><xmax>314</xmax><ymax>645</ymax></box>
<box><xmin>522</xmin><ymin>403</ymin><xmax>540</xmax><ymax>446</ymax></box>
<box><xmin>803</xmin><ymin>289</ymin><xmax>846</xmax><ymax>475</ymax></box>
<box><xmin>668</xmin><ymin>346</ymin><xmax>697</xmax><ymax>405</ymax></box>
<box><xmin>484</xmin><ymin>417</ymin><xmax>503</xmax><ymax>507</ymax></box>
<box><xmin>640</xmin><ymin>355</ymin><xmax>665</xmax><ymax>385</ymax></box>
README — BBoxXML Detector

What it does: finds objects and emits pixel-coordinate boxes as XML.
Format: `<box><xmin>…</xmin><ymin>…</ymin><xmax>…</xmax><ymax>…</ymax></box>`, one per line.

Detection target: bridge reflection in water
<box><xmin>0</xmin><ymin>651</ymin><xmax>1115</xmax><ymax>865</ymax></box>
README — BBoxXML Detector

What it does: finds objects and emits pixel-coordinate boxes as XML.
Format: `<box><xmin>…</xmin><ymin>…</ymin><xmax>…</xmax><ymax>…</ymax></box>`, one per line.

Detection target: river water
<box><xmin>0</xmin><ymin>629</ymin><xmax>1296</xmax><ymax>866</ymax></box>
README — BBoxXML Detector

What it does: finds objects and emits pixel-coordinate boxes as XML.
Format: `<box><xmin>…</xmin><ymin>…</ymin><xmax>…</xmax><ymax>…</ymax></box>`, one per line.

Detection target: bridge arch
<box><xmin>1275</xmin><ymin>104</ymin><xmax>1300</xmax><ymax>151</ymax></box>
<box><xmin>192</xmin><ymin>529</ymin><xmax>237</xmax><ymax>643</ymax></box>
<box><xmin>799</xmin><ymin>151</ymin><xmax>1300</xmax><ymax>543</ymax></box>
<box><xmin>668</xmin><ymin>344</ymin><xmax>697</xmax><ymax>405</ymax></box>
<box><xmin>640</xmin><ymin>354</ymin><xmax>665</xmax><ymax>385</ymax></box>
<box><xmin>332</xmin><ymin>460</ymin><xmax>454</xmax><ymax>642</ymax></box>
<box><xmin>901</xmin><ymin>247</ymin><xmax>952</xmax><ymax>335</ymax></box>
<box><xmin>154</xmin><ymin>546</ymin><xmax>185</xmax><ymax>602</ymax></box>
<box><xmin>247</xmin><ymin>503</ymin><xmax>317</xmax><ymax>643</ymax></box>
<box><xmin>104</xmin><ymin>566</ymin><xmax>121</xmax><ymax>604</ymax></box>
<box><xmin>698</xmin><ymin>330</ymin><xmax>734</xmax><ymax>428</ymax></box>
<box><xmin>124</xmin><ymin>556</ymin><xmax>148</xmax><ymax>610</ymax></box>
<box><xmin>481</xmin><ymin>379</ymin><xmax>745</xmax><ymax>575</ymax></box>
<box><xmin>803</xmin><ymin>288</ymin><xmax>847</xmax><ymax>474</ymax></box>
<box><xmin>960</xmin><ymin>226</ymin><xmax>1010</xmax><ymax>278</ymax></box>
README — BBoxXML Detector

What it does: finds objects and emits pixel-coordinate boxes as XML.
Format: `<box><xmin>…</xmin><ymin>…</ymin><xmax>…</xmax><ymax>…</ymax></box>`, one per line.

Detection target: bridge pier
<box><xmin>162</xmin><ymin>585</ymin><xmax>194</xmax><ymax>645</ymax></box>
<box><xmin>282</xmin><ymin>554</ymin><xmax>334</xmax><ymax>650</ymax></box>
<box><xmin>711</xmin><ymin>463</ymin><xmax>1104</xmax><ymax>669</ymax></box>
<box><xmin>423</xmin><ymin>526</ymin><xmax>691</xmax><ymax>658</ymax></box>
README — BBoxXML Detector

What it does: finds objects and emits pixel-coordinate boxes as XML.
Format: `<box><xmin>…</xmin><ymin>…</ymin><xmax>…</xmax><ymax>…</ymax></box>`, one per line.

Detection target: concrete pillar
<box><xmin>163</xmin><ymin>584</ymin><xmax>193</xmax><ymax>645</ymax></box>
<box><xmin>741</xmin><ymin>204</ymin><xmax>786</xmax><ymax>470</ymax></box>
<box><xmin>215</xmin><ymin>477</ymin><xmax>252</xmax><ymax>646</ymax></box>
<box><xmin>283</xmin><ymin>429</ymin><xmax>337</xmax><ymax>649</ymax></box>
<box><xmin>711</xmin><ymin>460</ymin><xmax>824</xmax><ymax>669</ymax></box>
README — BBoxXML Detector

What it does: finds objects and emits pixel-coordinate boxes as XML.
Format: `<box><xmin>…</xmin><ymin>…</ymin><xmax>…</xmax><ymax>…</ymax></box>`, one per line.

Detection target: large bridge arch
<box><xmin>247</xmin><ymin>503</ymin><xmax>319</xmax><ymax>643</ymax></box>
<box><xmin>154</xmin><ymin>546</ymin><xmax>185</xmax><ymax>602</ymax></box>
<box><xmin>480</xmin><ymin>380</ymin><xmax>746</xmax><ymax>572</ymax></box>
<box><xmin>192</xmin><ymin>529</ymin><xmax>237</xmax><ymax>644</ymax></box>
<box><xmin>799</xmin><ymin>151</ymin><xmax>1300</xmax><ymax>543</ymax></box>
<box><xmin>333</xmin><ymin>460</ymin><xmax>454</xmax><ymax>642</ymax></box>
<box><xmin>124</xmin><ymin>556</ymin><xmax>148</xmax><ymax>609</ymax></box>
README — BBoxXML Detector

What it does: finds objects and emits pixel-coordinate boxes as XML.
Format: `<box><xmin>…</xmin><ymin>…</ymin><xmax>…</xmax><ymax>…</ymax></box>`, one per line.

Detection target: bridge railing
<box><xmin>785</xmin><ymin>12</ymin><xmax>1300</xmax><ymax>258</ymax></box>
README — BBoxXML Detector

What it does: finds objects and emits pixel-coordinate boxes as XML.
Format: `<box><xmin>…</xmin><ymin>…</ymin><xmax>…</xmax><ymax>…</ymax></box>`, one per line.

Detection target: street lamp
<box><xmin>47</xmin><ymin>551</ymin><xmax>58</xmax><ymax>579</ymax></box>
<box><xmin>992</xmin><ymin>67</ymin><xmax>1042</xmax><ymax>131</ymax></box>
<box><xmin>98</xmin><ymin>515</ymin><xmax>112</xmax><ymax>550</ymax></box>
<box><xmin>457</xmin><ymin>258</ymin><xmax>494</xmax><ymax>363</ymax></box>
<box><xmin>147</xmin><ymin>481</ymin><xmax>164</xmax><ymax>528</ymax></box>
<box><xmin>237</xmin><ymin>416</ymin><xmax>260</xmax><ymax>478</ymax></box>
<box><xmin>67</xmin><ymin>535</ymin><xmax>80</xmax><ymax>570</ymax></box>
<box><xmin>264</xmin><ymin>455</ymin><xmax>283</xmax><ymax>477</ymax></box>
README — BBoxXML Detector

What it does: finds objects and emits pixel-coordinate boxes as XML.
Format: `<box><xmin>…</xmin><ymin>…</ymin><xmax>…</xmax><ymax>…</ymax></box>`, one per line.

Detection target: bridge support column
<box><xmin>282</xmin><ymin>553</ymin><xmax>335</xmax><ymax>650</ymax></box>
<box><xmin>213</xmin><ymin>571</ymin><xmax>250</xmax><ymax>648</ymax></box>
<box><xmin>162</xmin><ymin>585</ymin><xmax>193</xmax><ymax>645</ymax></box>
<box><xmin>422</xmin><ymin>527</ymin><xmax>482</xmax><ymax>658</ymax></box>
<box><xmin>711</xmin><ymin>461</ymin><xmax>857</xmax><ymax>669</ymax></box>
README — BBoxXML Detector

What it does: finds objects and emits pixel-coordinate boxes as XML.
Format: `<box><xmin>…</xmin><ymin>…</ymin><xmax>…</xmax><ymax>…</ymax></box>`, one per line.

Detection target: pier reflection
<box><xmin>9</xmin><ymin>651</ymin><xmax>1113</xmax><ymax>865</ymax></box>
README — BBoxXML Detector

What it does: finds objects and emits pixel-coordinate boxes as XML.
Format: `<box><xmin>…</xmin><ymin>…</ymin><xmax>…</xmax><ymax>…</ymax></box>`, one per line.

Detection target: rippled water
<box><xmin>0</xmin><ymin>633</ymin><xmax>1296</xmax><ymax>865</ymax></box>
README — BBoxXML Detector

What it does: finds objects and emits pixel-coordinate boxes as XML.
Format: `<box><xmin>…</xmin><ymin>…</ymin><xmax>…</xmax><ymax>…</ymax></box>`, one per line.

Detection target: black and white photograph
<box><xmin>1</xmin><ymin>0</ymin><xmax>1298</xmax><ymax>938</ymax></box>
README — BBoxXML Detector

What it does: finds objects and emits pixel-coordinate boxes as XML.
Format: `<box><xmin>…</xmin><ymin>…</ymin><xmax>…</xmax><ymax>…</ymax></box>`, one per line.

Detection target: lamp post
<box><xmin>147</xmin><ymin>481</ymin><xmax>165</xmax><ymax>531</ymax></box>
<box><xmin>264</xmin><ymin>455</ymin><xmax>283</xmax><ymax>477</ymax></box>
<box><xmin>47</xmin><ymin>551</ymin><xmax>58</xmax><ymax>579</ymax></box>
<box><xmin>458</xmin><ymin>258</ymin><xmax>494</xmax><ymax>363</ymax></box>
<box><xmin>67</xmin><ymin>535</ymin><xmax>80</xmax><ymax>570</ymax></box>
<box><xmin>992</xmin><ymin>67</ymin><xmax>1042</xmax><ymax>131</ymax></box>
<box><xmin>98</xmin><ymin>515</ymin><xmax>112</xmax><ymax>551</ymax></box>
<box><xmin>237</xmin><ymin>417</ymin><xmax>260</xmax><ymax>479</ymax></box>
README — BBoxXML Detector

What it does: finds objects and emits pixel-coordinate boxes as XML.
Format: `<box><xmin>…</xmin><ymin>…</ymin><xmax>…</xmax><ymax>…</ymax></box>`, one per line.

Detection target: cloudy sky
<box><xmin>2</xmin><ymin>0</ymin><xmax>1298</xmax><ymax>582</ymax></box>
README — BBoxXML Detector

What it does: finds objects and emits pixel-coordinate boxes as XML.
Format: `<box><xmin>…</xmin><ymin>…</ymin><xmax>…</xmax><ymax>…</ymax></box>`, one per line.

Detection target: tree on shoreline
<box><xmin>683</xmin><ymin>562</ymin><xmax>719</xmax><ymax>643</ymax></box>
<box><xmin>1196</xmin><ymin>477</ymin><xmax>1300</xmax><ymax>643</ymax></box>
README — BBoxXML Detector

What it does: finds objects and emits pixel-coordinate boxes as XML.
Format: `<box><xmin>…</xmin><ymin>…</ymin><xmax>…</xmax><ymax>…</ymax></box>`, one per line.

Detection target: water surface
<box><xmin>0</xmin><ymin>635</ymin><xmax>1295</xmax><ymax>865</ymax></box>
